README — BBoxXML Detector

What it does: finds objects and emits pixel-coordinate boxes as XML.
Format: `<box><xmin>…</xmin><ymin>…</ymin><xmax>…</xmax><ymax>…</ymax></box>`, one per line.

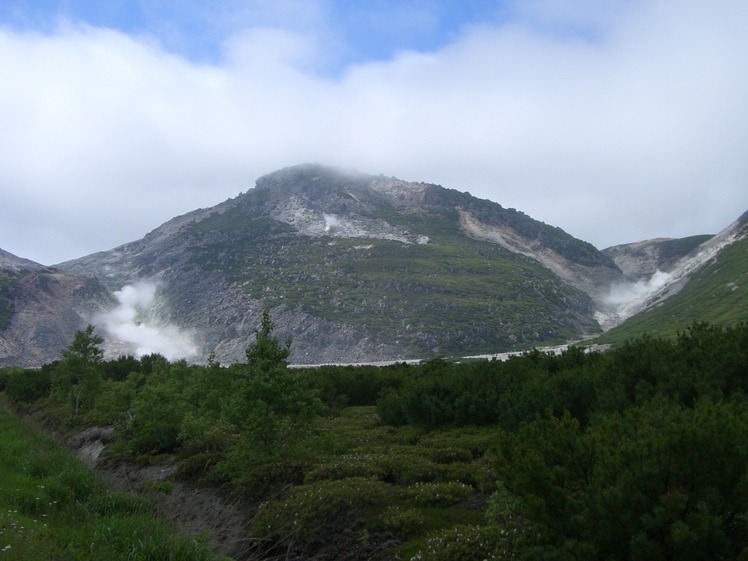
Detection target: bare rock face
<box><xmin>0</xmin><ymin>248</ymin><xmax>46</xmax><ymax>272</ymax></box>
<box><xmin>602</xmin><ymin>235</ymin><xmax>713</xmax><ymax>281</ymax></box>
<box><xmin>0</xmin><ymin>265</ymin><xmax>115</xmax><ymax>367</ymax></box>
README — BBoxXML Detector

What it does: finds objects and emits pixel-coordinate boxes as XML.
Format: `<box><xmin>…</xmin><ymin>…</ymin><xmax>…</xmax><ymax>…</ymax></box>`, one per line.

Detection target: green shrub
<box><xmin>223</xmin><ymin>456</ymin><xmax>310</xmax><ymax>497</ymax></box>
<box><xmin>303</xmin><ymin>453</ymin><xmax>387</xmax><ymax>482</ymax></box>
<box><xmin>3</xmin><ymin>368</ymin><xmax>51</xmax><ymax>403</ymax></box>
<box><xmin>422</xmin><ymin>446</ymin><xmax>474</xmax><ymax>464</ymax></box>
<box><xmin>433</xmin><ymin>458</ymin><xmax>496</xmax><ymax>494</ymax></box>
<box><xmin>409</xmin><ymin>524</ymin><xmax>506</xmax><ymax>561</ymax></box>
<box><xmin>399</xmin><ymin>481</ymin><xmax>474</xmax><ymax>507</ymax></box>
<box><xmin>127</xmin><ymin>384</ymin><xmax>185</xmax><ymax>454</ymax></box>
<box><xmin>379</xmin><ymin>505</ymin><xmax>425</xmax><ymax>537</ymax></box>
<box><xmin>253</xmin><ymin>477</ymin><xmax>390</xmax><ymax>552</ymax></box>
<box><xmin>380</xmin><ymin>450</ymin><xmax>438</xmax><ymax>484</ymax></box>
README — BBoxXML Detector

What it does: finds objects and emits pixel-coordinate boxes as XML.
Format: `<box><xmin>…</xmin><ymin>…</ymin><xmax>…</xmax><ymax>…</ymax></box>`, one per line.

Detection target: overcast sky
<box><xmin>1</xmin><ymin>0</ymin><xmax>747</xmax><ymax>266</ymax></box>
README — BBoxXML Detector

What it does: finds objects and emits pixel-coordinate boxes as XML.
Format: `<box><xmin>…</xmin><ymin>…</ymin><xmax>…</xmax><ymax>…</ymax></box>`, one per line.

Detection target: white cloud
<box><xmin>0</xmin><ymin>0</ymin><xmax>747</xmax><ymax>265</ymax></box>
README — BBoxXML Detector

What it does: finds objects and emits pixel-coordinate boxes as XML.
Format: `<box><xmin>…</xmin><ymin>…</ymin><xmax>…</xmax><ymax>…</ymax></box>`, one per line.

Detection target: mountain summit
<box><xmin>2</xmin><ymin>164</ymin><xmax>744</xmax><ymax>366</ymax></box>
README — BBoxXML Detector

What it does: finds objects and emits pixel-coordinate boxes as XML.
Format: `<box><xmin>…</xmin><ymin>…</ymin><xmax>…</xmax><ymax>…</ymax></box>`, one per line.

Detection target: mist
<box><xmin>95</xmin><ymin>281</ymin><xmax>198</xmax><ymax>361</ymax></box>
<box><xmin>604</xmin><ymin>270</ymin><xmax>671</xmax><ymax>307</ymax></box>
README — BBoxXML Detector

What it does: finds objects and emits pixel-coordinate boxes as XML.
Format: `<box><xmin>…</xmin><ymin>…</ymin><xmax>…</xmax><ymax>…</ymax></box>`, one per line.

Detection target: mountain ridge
<box><xmin>1</xmin><ymin>164</ymin><xmax>745</xmax><ymax>366</ymax></box>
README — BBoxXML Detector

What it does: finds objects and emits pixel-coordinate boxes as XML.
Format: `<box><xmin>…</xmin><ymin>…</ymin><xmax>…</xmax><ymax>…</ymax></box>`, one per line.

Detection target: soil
<box><xmin>68</xmin><ymin>426</ymin><xmax>254</xmax><ymax>560</ymax></box>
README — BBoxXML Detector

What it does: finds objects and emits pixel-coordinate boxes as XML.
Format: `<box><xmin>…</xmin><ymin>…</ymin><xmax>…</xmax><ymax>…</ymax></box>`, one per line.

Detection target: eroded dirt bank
<box><xmin>69</xmin><ymin>426</ymin><xmax>254</xmax><ymax>560</ymax></box>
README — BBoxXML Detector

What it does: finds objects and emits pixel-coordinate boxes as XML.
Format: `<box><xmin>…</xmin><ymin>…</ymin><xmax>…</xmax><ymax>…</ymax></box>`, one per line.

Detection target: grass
<box><xmin>0</xmin><ymin>401</ymin><xmax>223</xmax><ymax>561</ymax></box>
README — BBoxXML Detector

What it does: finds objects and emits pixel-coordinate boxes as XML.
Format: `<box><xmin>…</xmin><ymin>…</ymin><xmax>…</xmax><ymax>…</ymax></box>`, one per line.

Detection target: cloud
<box><xmin>0</xmin><ymin>0</ymin><xmax>747</xmax><ymax>266</ymax></box>
<box><xmin>95</xmin><ymin>281</ymin><xmax>198</xmax><ymax>361</ymax></box>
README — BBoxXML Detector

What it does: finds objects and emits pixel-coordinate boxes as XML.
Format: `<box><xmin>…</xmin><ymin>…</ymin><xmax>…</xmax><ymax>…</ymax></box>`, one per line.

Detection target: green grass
<box><xmin>0</xmin><ymin>402</ymin><xmax>222</xmax><ymax>561</ymax></box>
<box><xmin>598</xmin><ymin>237</ymin><xmax>748</xmax><ymax>345</ymax></box>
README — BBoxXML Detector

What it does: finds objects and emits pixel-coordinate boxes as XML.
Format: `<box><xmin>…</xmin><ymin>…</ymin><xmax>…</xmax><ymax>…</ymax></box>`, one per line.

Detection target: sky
<box><xmin>1</xmin><ymin>0</ymin><xmax>747</xmax><ymax>266</ymax></box>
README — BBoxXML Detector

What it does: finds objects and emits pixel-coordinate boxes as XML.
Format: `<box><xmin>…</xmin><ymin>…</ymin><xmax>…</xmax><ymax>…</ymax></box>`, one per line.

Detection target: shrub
<box><xmin>3</xmin><ymin>368</ymin><xmax>51</xmax><ymax>403</ymax></box>
<box><xmin>409</xmin><ymin>524</ymin><xmax>506</xmax><ymax>561</ymax></box>
<box><xmin>379</xmin><ymin>505</ymin><xmax>425</xmax><ymax>537</ymax></box>
<box><xmin>422</xmin><ymin>446</ymin><xmax>473</xmax><ymax>464</ymax></box>
<box><xmin>399</xmin><ymin>481</ymin><xmax>474</xmax><ymax>507</ymax></box>
<box><xmin>433</xmin><ymin>459</ymin><xmax>496</xmax><ymax>494</ymax></box>
<box><xmin>253</xmin><ymin>477</ymin><xmax>390</xmax><ymax>554</ymax></box>
<box><xmin>303</xmin><ymin>453</ymin><xmax>387</xmax><ymax>482</ymax></box>
<box><xmin>380</xmin><ymin>450</ymin><xmax>438</xmax><ymax>484</ymax></box>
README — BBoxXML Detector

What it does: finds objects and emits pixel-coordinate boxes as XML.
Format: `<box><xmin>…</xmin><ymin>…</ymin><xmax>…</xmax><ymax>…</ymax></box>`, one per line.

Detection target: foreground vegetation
<box><xmin>2</xmin><ymin>316</ymin><xmax>748</xmax><ymax>560</ymax></box>
<box><xmin>0</xmin><ymin>400</ymin><xmax>221</xmax><ymax>561</ymax></box>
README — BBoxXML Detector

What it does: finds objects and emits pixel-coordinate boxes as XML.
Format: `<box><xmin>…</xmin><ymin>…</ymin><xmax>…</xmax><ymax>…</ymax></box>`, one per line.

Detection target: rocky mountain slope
<box><xmin>597</xmin><ymin>210</ymin><xmax>748</xmax><ymax>341</ymax></box>
<box><xmin>602</xmin><ymin>235</ymin><xmax>713</xmax><ymax>281</ymax></box>
<box><xmin>53</xmin><ymin>164</ymin><xmax>623</xmax><ymax>364</ymax></box>
<box><xmin>0</xmin><ymin>256</ymin><xmax>114</xmax><ymax>367</ymax></box>
<box><xmin>2</xmin><ymin>164</ymin><xmax>744</xmax><ymax>367</ymax></box>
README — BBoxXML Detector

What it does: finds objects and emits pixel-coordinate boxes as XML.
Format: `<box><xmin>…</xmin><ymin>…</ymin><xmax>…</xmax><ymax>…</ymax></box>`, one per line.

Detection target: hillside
<box><xmin>2</xmin><ymin>164</ymin><xmax>745</xmax><ymax>366</ymax></box>
<box><xmin>56</xmin><ymin>164</ymin><xmax>621</xmax><ymax>364</ymax></box>
<box><xmin>598</xmin><ymin>211</ymin><xmax>748</xmax><ymax>344</ymax></box>
<box><xmin>602</xmin><ymin>235</ymin><xmax>713</xmax><ymax>280</ymax></box>
<box><xmin>0</xmin><ymin>250</ymin><xmax>114</xmax><ymax>367</ymax></box>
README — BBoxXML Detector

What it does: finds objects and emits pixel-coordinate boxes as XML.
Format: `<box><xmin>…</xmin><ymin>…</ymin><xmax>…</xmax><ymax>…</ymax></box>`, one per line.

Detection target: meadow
<box><xmin>0</xmin><ymin>399</ymin><xmax>222</xmax><ymax>561</ymax></box>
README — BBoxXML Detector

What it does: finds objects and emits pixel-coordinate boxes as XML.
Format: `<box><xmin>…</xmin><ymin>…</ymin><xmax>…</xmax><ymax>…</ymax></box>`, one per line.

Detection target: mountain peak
<box><xmin>254</xmin><ymin>163</ymin><xmax>371</xmax><ymax>194</ymax></box>
<box><xmin>0</xmin><ymin>248</ymin><xmax>46</xmax><ymax>272</ymax></box>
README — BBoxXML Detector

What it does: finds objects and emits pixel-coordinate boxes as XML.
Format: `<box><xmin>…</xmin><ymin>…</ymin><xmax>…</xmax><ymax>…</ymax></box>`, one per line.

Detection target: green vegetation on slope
<box><xmin>187</xmin><ymin>205</ymin><xmax>597</xmax><ymax>354</ymax></box>
<box><xmin>599</xmin><ymin>236</ymin><xmax>748</xmax><ymax>345</ymax></box>
<box><xmin>0</xmin><ymin>401</ymin><xmax>220</xmax><ymax>561</ymax></box>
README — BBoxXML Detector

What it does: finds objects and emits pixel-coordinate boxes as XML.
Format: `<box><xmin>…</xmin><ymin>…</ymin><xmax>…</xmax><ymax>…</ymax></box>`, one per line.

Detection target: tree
<box><xmin>221</xmin><ymin>309</ymin><xmax>320</xmax><ymax>464</ymax></box>
<box><xmin>492</xmin><ymin>399</ymin><xmax>748</xmax><ymax>560</ymax></box>
<box><xmin>61</xmin><ymin>324</ymin><xmax>104</xmax><ymax>365</ymax></box>
<box><xmin>245</xmin><ymin>308</ymin><xmax>291</xmax><ymax>370</ymax></box>
<box><xmin>52</xmin><ymin>324</ymin><xmax>105</xmax><ymax>416</ymax></box>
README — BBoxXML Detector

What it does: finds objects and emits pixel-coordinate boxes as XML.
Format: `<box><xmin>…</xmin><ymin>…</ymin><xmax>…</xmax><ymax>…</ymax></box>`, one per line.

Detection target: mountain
<box><xmin>52</xmin><ymin>164</ymin><xmax>623</xmax><ymax>365</ymax></box>
<box><xmin>602</xmin><ymin>235</ymin><xmax>713</xmax><ymax>281</ymax></box>
<box><xmin>2</xmin><ymin>164</ymin><xmax>745</xmax><ymax>367</ymax></box>
<box><xmin>0</xmin><ymin>250</ymin><xmax>113</xmax><ymax>367</ymax></box>
<box><xmin>596</xmin><ymin>210</ymin><xmax>748</xmax><ymax>343</ymax></box>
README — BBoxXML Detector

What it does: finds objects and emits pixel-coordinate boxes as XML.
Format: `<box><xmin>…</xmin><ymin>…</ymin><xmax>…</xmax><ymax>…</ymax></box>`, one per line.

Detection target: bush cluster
<box><xmin>4</xmin><ymin>320</ymin><xmax>748</xmax><ymax>560</ymax></box>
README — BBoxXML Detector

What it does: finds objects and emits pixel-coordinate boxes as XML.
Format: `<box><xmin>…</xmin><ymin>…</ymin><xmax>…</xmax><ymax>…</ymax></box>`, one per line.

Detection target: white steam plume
<box><xmin>604</xmin><ymin>270</ymin><xmax>671</xmax><ymax>306</ymax></box>
<box><xmin>96</xmin><ymin>280</ymin><xmax>198</xmax><ymax>361</ymax></box>
<box><xmin>324</xmin><ymin>213</ymin><xmax>341</xmax><ymax>233</ymax></box>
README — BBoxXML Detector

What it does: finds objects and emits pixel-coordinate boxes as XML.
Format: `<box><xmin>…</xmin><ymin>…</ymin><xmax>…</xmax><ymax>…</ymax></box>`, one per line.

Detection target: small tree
<box><xmin>62</xmin><ymin>324</ymin><xmax>104</xmax><ymax>365</ymax></box>
<box><xmin>52</xmin><ymin>324</ymin><xmax>104</xmax><ymax>416</ymax></box>
<box><xmin>223</xmin><ymin>309</ymin><xmax>320</xmax><ymax>463</ymax></box>
<box><xmin>245</xmin><ymin>308</ymin><xmax>291</xmax><ymax>370</ymax></box>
